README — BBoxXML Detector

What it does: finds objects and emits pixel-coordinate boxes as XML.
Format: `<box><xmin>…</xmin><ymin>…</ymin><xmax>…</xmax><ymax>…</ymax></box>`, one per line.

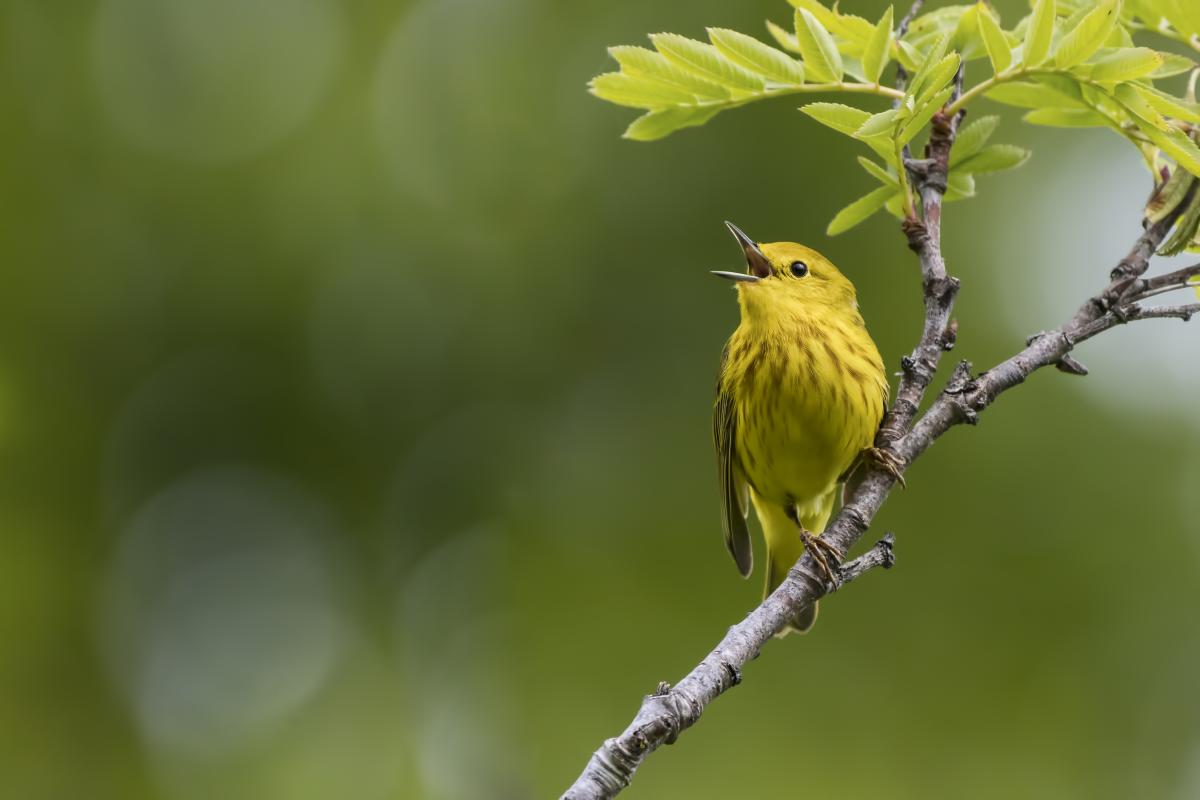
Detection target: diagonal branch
<box><xmin>1128</xmin><ymin>261</ymin><xmax>1200</xmax><ymax>298</ymax></box>
<box><xmin>560</xmin><ymin>536</ymin><xmax>896</xmax><ymax>800</ymax></box>
<box><xmin>563</xmin><ymin>147</ymin><xmax>1200</xmax><ymax>800</ymax></box>
<box><xmin>561</xmin><ymin>9</ymin><xmax>1197</xmax><ymax>798</ymax></box>
<box><xmin>907</xmin><ymin>211</ymin><xmax>1195</xmax><ymax>453</ymax></box>
<box><xmin>562</xmin><ymin>194</ymin><xmax>1194</xmax><ymax>800</ymax></box>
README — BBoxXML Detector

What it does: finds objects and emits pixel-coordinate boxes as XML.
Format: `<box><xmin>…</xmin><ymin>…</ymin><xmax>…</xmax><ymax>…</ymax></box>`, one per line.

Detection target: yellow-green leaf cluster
<box><xmin>589</xmin><ymin>0</ymin><xmax>1200</xmax><ymax>236</ymax></box>
<box><xmin>587</xmin><ymin>8</ymin><xmax>890</xmax><ymax>141</ymax></box>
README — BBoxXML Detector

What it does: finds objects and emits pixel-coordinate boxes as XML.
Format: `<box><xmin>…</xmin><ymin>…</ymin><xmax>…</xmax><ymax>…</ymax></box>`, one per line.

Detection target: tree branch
<box><xmin>881</xmin><ymin>107</ymin><xmax>962</xmax><ymax>448</ymax></box>
<box><xmin>562</xmin><ymin>11</ymin><xmax>1198</xmax><ymax>799</ymax></box>
<box><xmin>564</xmin><ymin>34</ymin><xmax>962</xmax><ymax>797</ymax></box>
<box><xmin>563</xmin><ymin>199</ymin><xmax>1194</xmax><ymax>799</ymax></box>
<box><xmin>905</xmin><ymin>208</ymin><xmax>1193</xmax><ymax>452</ymax></box>
<box><xmin>561</xmin><ymin>536</ymin><xmax>896</xmax><ymax>800</ymax></box>
<box><xmin>1128</xmin><ymin>261</ymin><xmax>1200</xmax><ymax>298</ymax></box>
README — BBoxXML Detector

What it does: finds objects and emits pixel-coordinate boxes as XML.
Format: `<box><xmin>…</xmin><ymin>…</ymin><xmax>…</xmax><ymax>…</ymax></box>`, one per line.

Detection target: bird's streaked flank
<box><xmin>713</xmin><ymin>222</ymin><xmax>890</xmax><ymax>634</ymax></box>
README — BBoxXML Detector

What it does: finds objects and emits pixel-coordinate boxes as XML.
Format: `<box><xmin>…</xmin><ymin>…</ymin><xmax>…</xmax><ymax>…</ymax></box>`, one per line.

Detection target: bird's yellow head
<box><xmin>713</xmin><ymin>222</ymin><xmax>858</xmax><ymax>320</ymax></box>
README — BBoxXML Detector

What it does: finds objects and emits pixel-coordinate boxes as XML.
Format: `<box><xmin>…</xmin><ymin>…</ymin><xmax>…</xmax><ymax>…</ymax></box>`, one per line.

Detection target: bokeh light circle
<box><xmin>372</xmin><ymin>0</ymin><xmax>587</xmax><ymax>230</ymax></box>
<box><xmin>99</xmin><ymin>465</ymin><xmax>346</xmax><ymax>757</ymax></box>
<box><xmin>93</xmin><ymin>0</ymin><xmax>343</xmax><ymax>162</ymax></box>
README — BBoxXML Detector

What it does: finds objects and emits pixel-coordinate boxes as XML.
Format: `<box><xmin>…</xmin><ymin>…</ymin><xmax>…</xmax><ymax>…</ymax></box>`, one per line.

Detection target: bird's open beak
<box><xmin>710</xmin><ymin>270</ymin><xmax>760</xmax><ymax>282</ymax></box>
<box><xmin>720</xmin><ymin>221</ymin><xmax>772</xmax><ymax>280</ymax></box>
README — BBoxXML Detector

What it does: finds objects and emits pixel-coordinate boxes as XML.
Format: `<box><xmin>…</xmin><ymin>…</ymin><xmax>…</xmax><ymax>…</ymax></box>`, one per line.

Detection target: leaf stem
<box><xmin>945</xmin><ymin>66</ymin><xmax>1131</xmax><ymax>116</ymax></box>
<box><xmin>691</xmin><ymin>81</ymin><xmax>905</xmax><ymax>115</ymax></box>
<box><xmin>772</xmin><ymin>81</ymin><xmax>906</xmax><ymax>101</ymax></box>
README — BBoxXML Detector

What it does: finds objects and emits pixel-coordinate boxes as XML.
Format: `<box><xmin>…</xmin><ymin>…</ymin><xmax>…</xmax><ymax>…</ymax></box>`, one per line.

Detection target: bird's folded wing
<box><xmin>714</xmin><ymin>389</ymin><xmax>752</xmax><ymax>577</ymax></box>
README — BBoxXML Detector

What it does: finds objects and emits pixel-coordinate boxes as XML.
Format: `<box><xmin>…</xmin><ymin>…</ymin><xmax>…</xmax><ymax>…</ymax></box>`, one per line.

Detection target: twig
<box><xmin>561</xmin><ymin>536</ymin><xmax>896</xmax><ymax>800</ymax></box>
<box><xmin>907</xmin><ymin>218</ymin><xmax>1193</xmax><ymax>455</ymax></box>
<box><xmin>881</xmin><ymin>90</ymin><xmax>965</xmax><ymax>449</ymax></box>
<box><xmin>1074</xmin><ymin>199</ymin><xmax>1194</xmax><ymax>326</ymax></box>
<box><xmin>893</xmin><ymin>0</ymin><xmax>929</xmax><ymax>142</ymax></box>
<box><xmin>1129</xmin><ymin>261</ymin><xmax>1200</xmax><ymax>297</ymax></box>
<box><xmin>896</xmin><ymin>0</ymin><xmax>925</xmax><ymax>38</ymax></box>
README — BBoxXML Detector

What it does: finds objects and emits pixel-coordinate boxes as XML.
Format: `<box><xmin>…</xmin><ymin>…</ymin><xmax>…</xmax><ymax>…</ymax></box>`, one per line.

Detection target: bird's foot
<box><xmin>800</xmin><ymin>530</ymin><xmax>845</xmax><ymax>589</ymax></box>
<box><xmin>862</xmin><ymin>446</ymin><xmax>907</xmax><ymax>488</ymax></box>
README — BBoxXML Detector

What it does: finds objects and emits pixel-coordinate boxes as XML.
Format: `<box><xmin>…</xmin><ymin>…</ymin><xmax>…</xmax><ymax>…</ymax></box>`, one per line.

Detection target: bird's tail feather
<box><xmin>765</xmin><ymin>549</ymin><xmax>818</xmax><ymax>636</ymax></box>
<box><xmin>760</xmin><ymin>505</ymin><xmax>818</xmax><ymax>636</ymax></box>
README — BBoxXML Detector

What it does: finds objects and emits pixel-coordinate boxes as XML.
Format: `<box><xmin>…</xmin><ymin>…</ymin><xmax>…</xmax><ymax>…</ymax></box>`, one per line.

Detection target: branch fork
<box><xmin>563</xmin><ymin>16</ymin><xmax>1200</xmax><ymax>800</ymax></box>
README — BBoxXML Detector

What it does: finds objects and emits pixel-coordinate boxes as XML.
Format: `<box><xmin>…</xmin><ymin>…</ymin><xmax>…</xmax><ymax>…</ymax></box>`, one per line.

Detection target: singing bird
<box><xmin>713</xmin><ymin>222</ymin><xmax>889</xmax><ymax>634</ymax></box>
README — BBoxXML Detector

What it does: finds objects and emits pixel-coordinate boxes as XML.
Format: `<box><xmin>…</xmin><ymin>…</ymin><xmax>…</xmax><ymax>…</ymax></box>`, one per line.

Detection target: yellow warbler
<box><xmin>713</xmin><ymin>222</ymin><xmax>888</xmax><ymax>634</ymax></box>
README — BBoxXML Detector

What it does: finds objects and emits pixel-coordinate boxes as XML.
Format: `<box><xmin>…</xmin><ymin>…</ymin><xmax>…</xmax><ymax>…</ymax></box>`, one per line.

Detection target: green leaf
<box><xmin>950</xmin><ymin>4</ymin><xmax>985</xmax><ymax>59</ymax></box>
<box><xmin>794</xmin><ymin>8</ymin><xmax>844</xmax><ymax>83</ymax></box>
<box><xmin>650</xmin><ymin>33</ymin><xmax>765</xmax><ymax>91</ymax></box>
<box><xmin>766</xmin><ymin>20</ymin><xmax>803</xmax><ymax>54</ymax></box>
<box><xmin>827</xmin><ymin>185</ymin><xmax>895</xmax><ymax>235</ymax></box>
<box><xmin>894</xmin><ymin>39</ymin><xmax>922</xmax><ymax>72</ymax></box>
<box><xmin>952</xmin><ymin>143</ymin><xmax>1031</xmax><ymax>174</ymax></box>
<box><xmin>857</xmin><ymin>155</ymin><xmax>898</xmax><ymax>185</ymax></box>
<box><xmin>789</xmin><ymin>0</ymin><xmax>875</xmax><ymax>52</ymax></box>
<box><xmin>800</xmin><ymin>102</ymin><xmax>871</xmax><ymax>135</ymax></box>
<box><xmin>1145</xmin><ymin>164</ymin><xmax>1196</xmax><ymax>223</ymax></box>
<box><xmin>609</xmin><ymin>47</ymin><xmax>731</xmax><ymax>100</ymax></box>
<box><xmin>1034</xmin><ymin>72</ymin><xmax>1086</xmax><ymax>103</ymax></box>
<box><xmin>944</xmin><ymin>171</ymin><xmax>976</xmax><ymax>202</ymax></box>
<box><xmin>1085</xmin><ymin>47</ymin><xmax>1164</xmax><ymax>82</ymax></box>
<box><xmin>1055</xmin><ymin>0</ymin><xmax>1118</xmax><ymax>68</ymax></box>
<box><xmin>898</xmin><ymin>86</ymin><xmax>955</xmax><ymax>145</ymax></box>
<box><xmin>905</xmin><ymin>4</ymin><xmax>973</xmax><ymax>36</ymax></box>
<box><xmin>1113</xmin><ymin>82</ymin><xmax>1170</xmax><ymax>129</ymax></box>
<box><xmin>914</xmin><ymin>53</ymin><xmax>961</xmax><ymax>106</ymax></box>
<box><xmin>827</xmin><ymin>13</ymin><xmax>877</xmax><ymax>53</ymax></box>
<box><xmin>949</xmin><ymin>115</ymin><xmax>1000</xmax><ymax>166</ymax></box>
<box><xmin>907</xmin><ymin>32</ymin><xmax>952</xmax><ymax>100</ymax></box>
<box><xmin>840</xmin><ymin>56</ymin><xmax>870</xmax><ymax>83</ymax></box>
<box><xmin>863</xmin><ymin>138</ymin><xmax>901</xmax><ymax>167</ymax></box>
<box><xmin>884</xmin><ymin>191</ymin><xmax>907</xmax><ymax>219</ymax></box>
<box><xmin>786</xmin><ymin>0</ymin><xmax>840</xmax><ymax>33</ymax></box>
<box><xmin>861</xmin><ymin>6</ymin><xmax>894</xmax><ymax>85</ymax></box>
<box><xmin>984</xmin><ymin>80</ymin><xmax>1083</xmax><ymax>108</ymax></box>
<box><xmin>1137</xmin><ymin>86</ymin><xmax>1200</xmax><ymax>124</ymax></box>
<box><xmin>1127</xmin><ymin>116</ymin><xmax>1200</xmax><ymax>177</ymax></box>
<box><xmin>855</xmin><ymin>107</ymin><xmax>903</xmax><ymax>139</ymax></box>
<box><xmin>1024</xmin><ymin>0</ymin><xmax>1057</xmax><ymax>67</ymax></box>
<box><xmin>1158</xmin><ymin>188</ymin><xmax>1200</xmax><ymax>255</ymax></box>
<box><xmin>623</xmin><ymin>106</ymin><xmax>721</xmax><ymax>141</ymax></box>
<box><xmin>1023</xmin><ymin>107</ymin><xmax>1111</xmax><ymax>126</ymax></box>
<box><xmin>1159</xmin><ymin>0</ymin><xmax>1200</xmax><ymax>38</ymax></box>
<box><xmin>1149</xmin><ymin>51</ymin><xmax>1196</xmax><ymax>78</ymax></box>
<box><xmin>976</xmin><ymin>4</ymin><xmax>1012</xmax><ymax>74</ymax></box>
<box><xmin>707</xmin><ymin>28</ymin><xmax>806</xmax><ymax>84</ymax></box>
<box><xmin>589</xmin><ymin>73</ymin><xmax>701</xmax><ymax>109</ymax></box>
<box><xmin>1127</xmin><ymin>0</ymin><xmax>1160</xmax><ymax>27</ymax></box>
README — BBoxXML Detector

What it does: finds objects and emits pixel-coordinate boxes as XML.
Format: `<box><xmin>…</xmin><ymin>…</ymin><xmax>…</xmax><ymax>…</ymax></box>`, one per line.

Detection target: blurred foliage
<box><xmin>0</xmin><ymin>1</ymin><xmax>1198</xmax><ymax>799</ymax></box>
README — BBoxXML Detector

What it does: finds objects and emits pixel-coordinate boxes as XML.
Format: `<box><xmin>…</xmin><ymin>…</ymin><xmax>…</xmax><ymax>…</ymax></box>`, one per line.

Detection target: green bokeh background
<box><xmin>2</xmin><ymin>1</ymin><xmax>1198</xmax><ymax>798</ymax></box>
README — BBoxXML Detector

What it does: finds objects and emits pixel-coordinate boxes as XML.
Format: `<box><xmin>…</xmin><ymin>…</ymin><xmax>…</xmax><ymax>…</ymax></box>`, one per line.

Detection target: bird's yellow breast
<box><xmin>720</xmin><ymin>295</ymin><xmax>886</xmax><ymax>513</ymax></box>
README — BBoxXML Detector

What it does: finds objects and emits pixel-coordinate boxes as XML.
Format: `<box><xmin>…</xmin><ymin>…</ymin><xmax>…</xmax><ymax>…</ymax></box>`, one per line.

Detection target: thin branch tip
<box><xmin>1055</xmin><ymin>355</ymin><xmax>1089</xmax><ymax>376</ymax></box>
<box><xmin>833</xmin><ymin>533</ymin><xmax>900</xmax><ymax>586</ymax></box>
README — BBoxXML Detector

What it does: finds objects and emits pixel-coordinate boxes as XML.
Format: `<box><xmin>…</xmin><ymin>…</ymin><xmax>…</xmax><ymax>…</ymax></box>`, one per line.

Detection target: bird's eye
<box><xmin>789</xmin><ymin>261</ymin><xmax>809</xmax><ymax>278</ymax></box>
